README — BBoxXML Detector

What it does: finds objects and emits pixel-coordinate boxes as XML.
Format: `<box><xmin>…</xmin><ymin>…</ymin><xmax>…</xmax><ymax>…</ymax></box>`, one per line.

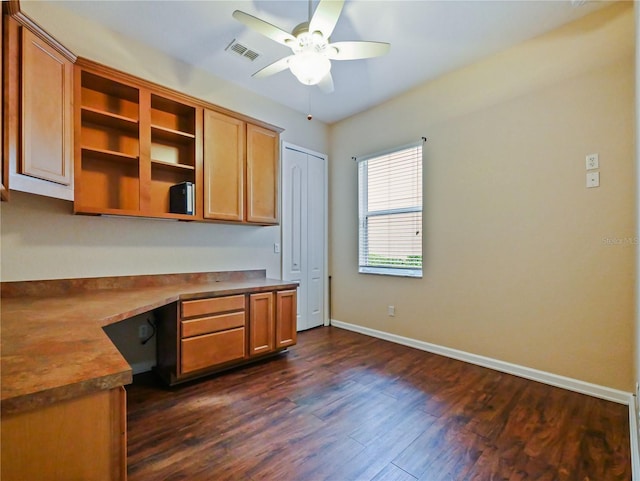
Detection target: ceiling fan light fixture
<box><xmin>289</xmin><ymin>52</ymin><xmax>331</xmax><ymax>86</ymax></box>
<box><xmin>233</xmin><ymin>0</ymin><xmax>389</xmax><ymax>93</ymax></box>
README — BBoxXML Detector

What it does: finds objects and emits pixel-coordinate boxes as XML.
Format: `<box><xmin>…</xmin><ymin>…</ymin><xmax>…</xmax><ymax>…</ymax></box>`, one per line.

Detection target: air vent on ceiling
<box><xmin>225</xmin><ymin>39</ymin><xmax>261</xmax><ymax>62</ymax></box>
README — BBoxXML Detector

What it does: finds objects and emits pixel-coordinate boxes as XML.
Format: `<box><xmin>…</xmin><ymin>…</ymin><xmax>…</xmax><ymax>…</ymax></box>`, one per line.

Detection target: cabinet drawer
<box><xmin>181</xmin><ymin>295</ymin><xmax>245</xmax><ymax>318</ymax></box>
<box><xmin>181</xmin><ymin>311</ymin><xmax>245</xmax><ymax>338</ymax></box>
<box><xmin>181</xmin><ymin>327</ymin><xmax>246</xmax><ymax>374</ymax></box>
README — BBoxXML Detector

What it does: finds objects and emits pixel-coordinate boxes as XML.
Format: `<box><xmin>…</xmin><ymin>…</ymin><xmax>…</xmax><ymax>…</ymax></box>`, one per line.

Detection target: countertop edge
<box><xmin>1</xmin><ymin>369</ymin><xmax>133</xmax><ymax>416</ymax></box>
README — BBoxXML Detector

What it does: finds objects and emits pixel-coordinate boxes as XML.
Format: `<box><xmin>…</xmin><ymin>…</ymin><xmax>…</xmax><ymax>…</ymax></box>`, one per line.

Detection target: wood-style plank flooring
<box><xmin>127</xmin><ymin>326</ymin><xmax>631</xmax><ymax>481</ymax></box>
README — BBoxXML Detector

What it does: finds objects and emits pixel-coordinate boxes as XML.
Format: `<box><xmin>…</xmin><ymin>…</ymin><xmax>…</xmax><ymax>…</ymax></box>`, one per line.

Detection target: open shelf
<box><xmin>151</xmin><ymin>125</ymin><xmax>195</xmax><ymax>144</ymax></box>
<box><xmin>151</xmin><ymin>159</ymin><xmax>195</xmax><ymax>171</ymax></box>
<box><xmin>81</xmin><ymin>71</ymin><xmax>139</xmax><ymax>121</ymax></box>
<box><xmin>81</xmin><ymin>147</ymin><xmax>138</xmax><ymax>164</ymax></box>
<box><xmin>82</xmin><ymin>107</ymin><xmax>138</xmax><ymax>133</ymax></box>
<box><xmin>80</xmin><ymin>154</ymin><xmax>140</xmax><ymax>211</ymax></box>
<box><xmin>150</xmin><ymin>166</ymin><xmax>195</xmax><ymax>217</ymax></box>
<box><xmin>151</xmin><ymin>94</ymin><xmax>195</xmax><ymax>136</ymax></box>
<box><xmin>148</xmin><ymin>94</ymin><xmax>197</xmax><ymax>217</ymax></box>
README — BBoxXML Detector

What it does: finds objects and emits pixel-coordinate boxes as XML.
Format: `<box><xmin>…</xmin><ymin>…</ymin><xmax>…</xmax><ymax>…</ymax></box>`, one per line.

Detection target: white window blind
<box><xmin>358</xmin><ymin>142</ymin><xmax>423</xmax><ymax>278</ymax></box>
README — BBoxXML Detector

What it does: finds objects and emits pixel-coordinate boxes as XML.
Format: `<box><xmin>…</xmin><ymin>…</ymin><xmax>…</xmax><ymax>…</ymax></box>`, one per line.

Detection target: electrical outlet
<box><xmin>388</xmin><ymin>305</ymin><xmax>395</xmax><ymax>317</ymax></box>
<box><xmin>585</xmin><ymin>153</ymin><xmax>599</xmax><ymax>170</ymax></box>
<box><xmin>138</xmin><ymin>324</ymin><xmax>149</xmax><ymax>339</ymax></box>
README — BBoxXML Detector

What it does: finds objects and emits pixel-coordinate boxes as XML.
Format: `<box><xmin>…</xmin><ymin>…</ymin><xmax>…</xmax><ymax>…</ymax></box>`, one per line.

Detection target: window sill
<box><xmin>359</xmin><ymin>266</ymin><xmax>422</xmax><ymax>278</ymax></box>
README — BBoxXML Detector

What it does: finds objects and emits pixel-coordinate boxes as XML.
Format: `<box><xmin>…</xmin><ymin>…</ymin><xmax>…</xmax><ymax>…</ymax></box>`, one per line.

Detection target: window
<box><xmin>358</xmin><ymin>142</ymin><xmax>423</xmax><ymax>278</ymax></box>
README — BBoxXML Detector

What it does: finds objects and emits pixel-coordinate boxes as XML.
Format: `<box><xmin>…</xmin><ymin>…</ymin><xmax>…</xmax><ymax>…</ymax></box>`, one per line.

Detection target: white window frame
<box><xmin>357</xmin><ymin>141</ymin><xmax>423</xmax><ymax>278</ymax></box>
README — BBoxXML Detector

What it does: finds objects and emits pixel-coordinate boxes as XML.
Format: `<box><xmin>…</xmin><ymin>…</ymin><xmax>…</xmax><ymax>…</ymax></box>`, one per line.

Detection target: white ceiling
<box><xmin>51</xmin><ymin>0</ymin><xmax>606</xmax><ymax>124</ymax></box>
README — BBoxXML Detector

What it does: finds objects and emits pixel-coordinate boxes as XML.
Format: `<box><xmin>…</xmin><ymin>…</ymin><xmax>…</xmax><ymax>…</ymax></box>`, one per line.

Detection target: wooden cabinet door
<box><xmin>276</xmin><ymin>289</ymin><xmax>297</xmax><ymax>348</ymax></box>
<box><xmin>203</xmin><ymin>109</ymin><xmax>245</xmax><ymax>221</ymax></box>
<box><xmin>1</xmin><ymin>387</ymin><xmax>127</xmax><ymax>481</ymax></box>
<box><xmin>249</xmin><ymin>292</ymin><xmax>275</xmax><ymax>356</ymax></box>
<box><xmin>20</xmin><ymin>27</ymin><xmax>72</xmax><ymax>185</ymax></box>
<box><xmin>246</xmin><ymin>123</ymin><xmax>278</xmax><ymax>224</ymax></box>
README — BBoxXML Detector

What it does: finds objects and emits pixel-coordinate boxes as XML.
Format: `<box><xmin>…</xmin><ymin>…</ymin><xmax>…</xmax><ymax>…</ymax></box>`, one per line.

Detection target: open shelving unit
<box><xmin>77</xmin><ymin>70</ymin><xmax>141</xmax><ymax>212</ymax></box>
<box><xmin>72</xmin><ymin>58</ymin><xmax>284</xmax><ymax>225</ymax></box>
<box><xmin>74</xmin><ymin>64</ymin><xmax>202</xmax><ymax>219</ymax></box>
<box><xmin>149</xmin><ymin>94</ymin><xmax>197</xmax><ymax>217</ymax></box>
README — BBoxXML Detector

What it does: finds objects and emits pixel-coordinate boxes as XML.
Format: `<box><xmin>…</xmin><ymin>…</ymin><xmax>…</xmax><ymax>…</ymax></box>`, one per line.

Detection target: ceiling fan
<box><xmin>232</xmin><ymin>0</ymin><xmax>390</xmax><ymax>93</ymax></box>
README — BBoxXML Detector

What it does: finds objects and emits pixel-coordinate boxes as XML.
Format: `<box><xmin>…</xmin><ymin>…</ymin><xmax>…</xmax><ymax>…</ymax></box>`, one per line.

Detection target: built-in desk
<box><xmin>1</xmin><ymin>270</ymin><xmax>297</xmax><ymax>481</ymax></box>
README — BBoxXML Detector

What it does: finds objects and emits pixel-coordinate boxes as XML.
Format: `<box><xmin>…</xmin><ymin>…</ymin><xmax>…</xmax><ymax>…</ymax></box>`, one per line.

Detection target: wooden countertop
<box><xmin>1</xmin><ymin>271</ymin><xmax>297</xmax><ymax>415</ymax></box>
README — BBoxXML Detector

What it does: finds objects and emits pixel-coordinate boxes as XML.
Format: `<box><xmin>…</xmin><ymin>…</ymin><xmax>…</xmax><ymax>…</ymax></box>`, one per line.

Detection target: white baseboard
<box><xmin>130</xmin><ymin>360</ymin><xmax>155</xmax><ymax>375</ymax></box>
<box><xmin>630</xmin><ymin>395</ymin><xmax>640</xmax><ymax>480</ymax></box>
<box><xmin>330</xmin><ymin>319</ymin><xmax>640</xmax><ymax>478</ymax></box>
<box><xmin>330</xmin><ymin>319</ymin><xmax>631</xmax><ymax>404</ymax></box>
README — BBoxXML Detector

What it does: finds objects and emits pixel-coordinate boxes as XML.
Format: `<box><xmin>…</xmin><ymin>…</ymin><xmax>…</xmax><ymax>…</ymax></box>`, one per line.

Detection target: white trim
<box><xmin>281</xmin><ymin>141</ymin><xmax>330</xmax><ymax>329</ymax></box>
<box><xmin>359</xmin><ymin>265</ymin><xmax>422</xmax><ymax>278</ymax></box>
<box><xmin>629</xmin><ymin>395</ymin><xmax>640</xmax><ymax>480</ymax></box>
<box><xmin>130</xmin><ymin>360</ymin><xmax>155</xmax><ymax>375</ymax></box>
<box><xmin>330</xmin><ymin>319</ymin><xmax>632</xmax><ymax>405</ymax></box>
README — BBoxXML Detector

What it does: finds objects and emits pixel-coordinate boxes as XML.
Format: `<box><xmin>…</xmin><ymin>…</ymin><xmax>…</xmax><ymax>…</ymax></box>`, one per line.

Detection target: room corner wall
<box><xmin>329</xmin><ymin>2</ymin><xmax>635</xmax><ymax>391</ymax></box>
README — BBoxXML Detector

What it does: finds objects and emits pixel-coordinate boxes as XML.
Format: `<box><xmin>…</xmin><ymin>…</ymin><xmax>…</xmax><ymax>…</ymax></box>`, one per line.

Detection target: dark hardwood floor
<box><xmin>127</xmin><ymin>326</ymin><xmax>631</xmax><ymax>481</ymax></box>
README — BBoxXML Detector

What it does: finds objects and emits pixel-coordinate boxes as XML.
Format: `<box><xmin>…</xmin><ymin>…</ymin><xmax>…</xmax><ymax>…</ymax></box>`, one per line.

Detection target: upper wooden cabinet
<box><xmin>74</xmin><ymin>61</ymin><xmax>281</xmax><ymax>224</ymax></box>
<box><xmin>204</xmin><ymin>110</ymin><xmax>280</xmax><ymax>225</ymax></box>
<box><xmin>203</xmin><ymin>109</ymin><xmax>245</xmax><ymax>222</ymax></box>
<box><xmin>73</xmin><ymin>61</ymin><xmax>203</xmax><ymax>219</ymax></box>
<box><xmin>3</xmin><ymin>7</ymin><xmax>282</xmax><ymax>223</ymax></box>
<box><xmin>3</xmin><ymin>11</ymin><xmax>76</xmax><ymax>200</ymax></box>
<box><xmin>21</xmin><ymin>27</ymin><xmax>73</xmax><ymax>185</ymax></box>
<box><xmin>246</xmin><ymin>124</ymin><xmax>279</xmax><ymax>224</ymax></box>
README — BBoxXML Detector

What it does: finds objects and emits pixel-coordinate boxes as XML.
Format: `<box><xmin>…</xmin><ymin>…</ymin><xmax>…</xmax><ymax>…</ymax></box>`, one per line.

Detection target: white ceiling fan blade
<box><xmin>317</xmin><ymin>71</ymin><xmax>334</xmax><ymax>93</ymax></box>
<box><xmin>232</xmin><ymin>10</ymin><xmax>296</xmax><ymax>47</ymax></box>
<box><xmin>252</xmin><ymin>55</ymin><xmax>294</xmax><ymax>78</ymax></box>
<box><xmin>309</xmin><ymin>0</ymin><xmax>344</xmax><ymax>38</ymax></box>
<box><xmin>327</xmin><ymin>41</ymin><xmax>391</xmax><ymax>60</ymax></box>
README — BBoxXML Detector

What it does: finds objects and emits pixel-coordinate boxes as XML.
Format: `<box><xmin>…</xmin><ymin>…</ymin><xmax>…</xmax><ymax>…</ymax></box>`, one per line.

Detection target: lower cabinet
<box><xmin>180</xmin><ymin>295</ymin><xmax>247</xmax><ymax>374</ymax></box>
<box><xmin>276</xmin><ymin>289</ymin><xmax>297</xmax><ymax>349</ymax></box>
<box><xmin>156</xmin><ymin>289</ymin><xmax>297</xmax><ymax>385</ymax></box>
<box><xmin>249</xmin><ymin>292</ymin><xmax>275</xmax><ymax>356</ymax></box>
<box><xmin>1</xmin><ymin>387</ymin><xmax>127</xmax><ymax>481</ymax></box>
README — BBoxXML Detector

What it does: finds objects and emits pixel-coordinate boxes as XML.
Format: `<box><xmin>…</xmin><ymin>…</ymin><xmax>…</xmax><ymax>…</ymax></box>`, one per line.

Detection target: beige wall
<box><xmin>635</xmin><ymin>0</ymin><xmax>640</xmax><ymax>401</ymax></box>
<box><xmin>1</xmin><ymin>2</ymin><xmax>329</xmax><ymax>283</ymax></box>
<box><xmin>329</xmin><ymin>3</ymin><xmax>635</xmax><ymax>391</ymax></box>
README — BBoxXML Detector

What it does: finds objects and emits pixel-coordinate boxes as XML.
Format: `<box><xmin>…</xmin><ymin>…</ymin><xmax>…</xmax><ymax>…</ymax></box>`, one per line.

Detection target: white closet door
<box><xmin>282</xmin><ymin>147</ymin><xmax>308</xmax><ymax>329</ymax></box>
<box><xmin>306</xmin><ymin>154</ymin><xmax>325</xmax><ymax>329</ymax></box>
<box><xmin>282</xmin><ymin>143</ymin><xmax>327</xmax><ymax>331</ymax></box>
